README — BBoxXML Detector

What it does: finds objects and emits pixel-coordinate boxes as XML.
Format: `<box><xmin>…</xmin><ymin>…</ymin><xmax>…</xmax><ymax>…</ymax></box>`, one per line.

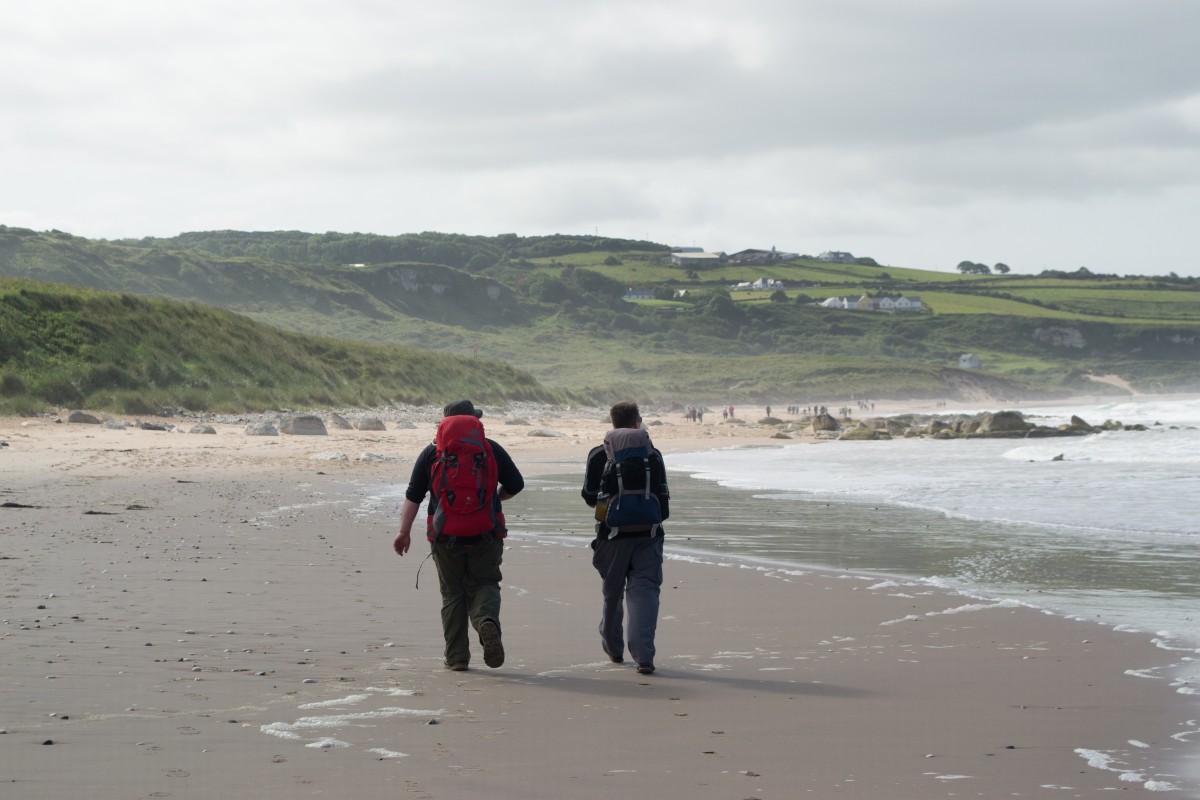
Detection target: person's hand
<box><xmin>393</xmin><ymin>529</ymin><xmax>411</xmax><ymax>556</ymax></box>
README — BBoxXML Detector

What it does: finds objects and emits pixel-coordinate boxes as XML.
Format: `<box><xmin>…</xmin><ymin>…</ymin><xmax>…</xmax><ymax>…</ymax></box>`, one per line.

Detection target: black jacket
<box><xmin>581</xmin><ymin>442</ymin><xmax>670</xmax><ymax>538</ymax></box>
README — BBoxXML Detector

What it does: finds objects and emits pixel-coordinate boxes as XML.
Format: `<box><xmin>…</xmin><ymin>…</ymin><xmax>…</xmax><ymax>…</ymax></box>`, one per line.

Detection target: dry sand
<box><xmin>1</xmin><ymin>405</ymin><xmax>1196</xmax><ymax>798</ymax></box>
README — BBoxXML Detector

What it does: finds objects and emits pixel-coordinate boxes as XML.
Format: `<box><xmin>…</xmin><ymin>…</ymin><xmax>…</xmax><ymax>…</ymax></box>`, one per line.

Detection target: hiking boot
<box><xmin>603</xmin><ymin>645</ymin><xmax>624</xmax><ymax>664</ymax></box>
<box><xmin>636</xmin><ymin>663</ymin><xmax>655</xmax><ymax>675</ymax></box>
<box><xmin>479</xmin><ymin>620</ymin><xmax>504</xmax><ymax>668</ymax></box>
<box><xmin>444</xmin><ymin>661</ymin><xmax>469</xmax><ymax>671</ymax></box>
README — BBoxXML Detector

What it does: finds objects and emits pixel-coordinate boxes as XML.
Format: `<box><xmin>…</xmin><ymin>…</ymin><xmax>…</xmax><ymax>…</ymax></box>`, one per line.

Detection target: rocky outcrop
<box><xmin>974</xmin><ymin>411</ymin><xmax>1029</xmax><ymax>434</ymax></box>
<box><xmin>839</xmin><ymin>424</ymin><xmax>891</xmax><ymax>441</ymax></box>
<box><xmin>860</xmin><ymin>410</ymin><xmax>1150</xmax><ymax>440</ymax></box>
<box><xmin>1033</xmin><ymin>326</ymin><xmax>1086</xmax><ymax>348</ymax></box>
<box><xmin>1067</xmin><ymin>415</ymin><xmax>1095</xmax><ymax>433</ymax></box>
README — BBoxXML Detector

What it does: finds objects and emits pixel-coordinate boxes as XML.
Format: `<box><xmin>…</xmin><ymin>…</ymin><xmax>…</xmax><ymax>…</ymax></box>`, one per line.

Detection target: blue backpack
<box><xmin>599</xmin><ymin>427</ymin><xmax>662</xmax><ymax>538</ymax></box>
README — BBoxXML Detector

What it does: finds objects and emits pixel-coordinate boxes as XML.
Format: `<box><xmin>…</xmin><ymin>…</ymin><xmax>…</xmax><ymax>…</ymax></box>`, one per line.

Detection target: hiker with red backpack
<box><xmin>393</xmin><ymin>400</ymin><xmax>524</xmax><ymax>671</ymax></box>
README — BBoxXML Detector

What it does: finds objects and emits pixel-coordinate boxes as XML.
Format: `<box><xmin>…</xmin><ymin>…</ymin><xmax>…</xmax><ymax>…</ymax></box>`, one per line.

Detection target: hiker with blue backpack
<box><xmin>393</xmin><ymin>400</ymin><xmax>524</xmax><ymax>671</ymax></box>
<box><xmin>581</xmin><ymin>401</ymin><xmax>671</xmax><ymax>675</ymax></box>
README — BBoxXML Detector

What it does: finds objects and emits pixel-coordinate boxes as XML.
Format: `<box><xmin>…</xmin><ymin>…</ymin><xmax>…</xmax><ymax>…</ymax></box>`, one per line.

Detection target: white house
<box><xmin>670</xmin><ymin>251</ymin><xmax>722</xmax><ymax>267</ymax></box>
<box><xmin>855</xmin><ymin>294</ymin><xmax>878</xmax><ymax>311</ymax></box>
<box><xmin>820</xmin><ymin>293</ymin><xmax>922</xmax><ymax>312</ymax></box>
<box><xmin>959</xmin><ymin>354</ymin><xmax>982</xmax><ymax>369</ymax></box>
<box><xmin>623</xmin><ymin>288</ymin><xmax>655</xmax><ymax>301</ymax></box>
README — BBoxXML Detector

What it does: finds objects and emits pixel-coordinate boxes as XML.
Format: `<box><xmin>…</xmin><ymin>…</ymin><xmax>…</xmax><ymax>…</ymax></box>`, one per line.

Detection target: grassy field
<box><xmin>3</xmin><ymin>227</ymin><xmax>1198</xmax><ymax>411</ymax></box>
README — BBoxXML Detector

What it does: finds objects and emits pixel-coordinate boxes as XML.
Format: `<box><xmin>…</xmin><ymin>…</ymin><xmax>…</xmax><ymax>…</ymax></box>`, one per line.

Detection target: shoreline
<box><xmin>3</xmin><ymin>404</ymin><xmax>1198</xmax><ymax>796</ymax></box>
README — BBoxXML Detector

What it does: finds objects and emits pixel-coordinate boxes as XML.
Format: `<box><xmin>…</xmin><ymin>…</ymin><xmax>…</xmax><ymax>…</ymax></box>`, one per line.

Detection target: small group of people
<box><xmin>683</xmin><ymin>404</ymin><xmax>704</xmax><ymax>422</ymax></box>
<box><xmin>392</xmin><ymin>399</ymin><xmax>669</xmax><ymax>675</ymax></box>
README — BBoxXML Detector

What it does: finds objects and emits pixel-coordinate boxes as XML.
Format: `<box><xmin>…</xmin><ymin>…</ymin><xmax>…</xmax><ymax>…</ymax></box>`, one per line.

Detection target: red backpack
<box><xmin>427</xmin><ymin>415</ymin><xmax>505</xmax><ymax>539</ymax></box>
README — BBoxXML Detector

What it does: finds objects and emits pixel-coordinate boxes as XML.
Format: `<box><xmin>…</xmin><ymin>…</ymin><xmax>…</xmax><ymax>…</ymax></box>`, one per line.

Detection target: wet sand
<box><xmin>1</xmin><ymin>406</ymin><xmax>1196</xmax><ymax>797</ymax></box>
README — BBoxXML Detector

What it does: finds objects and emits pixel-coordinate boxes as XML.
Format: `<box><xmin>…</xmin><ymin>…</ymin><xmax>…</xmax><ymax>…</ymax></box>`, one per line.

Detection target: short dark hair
<box><xmin>609</xmin><ymin>401</ymin><xmax>641</xmax><ymax>429</ymax></box>
<box><xmin>443</xmin><ymin>399</ymin><xmax>482</xmax><ymax>418</ymax></box>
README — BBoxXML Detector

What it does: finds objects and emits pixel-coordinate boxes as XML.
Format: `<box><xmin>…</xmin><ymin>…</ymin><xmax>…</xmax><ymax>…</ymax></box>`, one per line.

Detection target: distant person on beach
<box><xmin>581</xmin><ymin>401</ymin><xmax>671</xmax><ymax>675</ymax></box>
<box><xmin>393</xmin><ymin>400</ymin><xmax>525</xmax><ymax>671</ymax></box>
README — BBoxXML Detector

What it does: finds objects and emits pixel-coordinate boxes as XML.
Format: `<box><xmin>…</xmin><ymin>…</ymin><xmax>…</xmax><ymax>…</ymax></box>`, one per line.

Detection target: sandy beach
<box><xmin>2</xmin><ymin>404</ymin><xmax>1196</xmax><ymax>798</ymax></box>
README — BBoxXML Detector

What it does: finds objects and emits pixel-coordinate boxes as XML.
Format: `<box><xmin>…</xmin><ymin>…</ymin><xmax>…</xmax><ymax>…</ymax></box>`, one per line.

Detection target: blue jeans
<box><xmin>591</xmin><ymin>534</ymin><xmax>663</xmax><ymax>666</ymax></box>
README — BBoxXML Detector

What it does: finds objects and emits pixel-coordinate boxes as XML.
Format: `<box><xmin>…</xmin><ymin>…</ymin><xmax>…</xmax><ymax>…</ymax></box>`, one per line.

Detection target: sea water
<box><xmin>508</xmin><ymin>397</ymin><xmax>1200</xmax><ymax>653</ymax></box>
<box><xmin>666</xmin><ymin>397</ymin><xmax>1200</xmax><ymax>651</ymax></box>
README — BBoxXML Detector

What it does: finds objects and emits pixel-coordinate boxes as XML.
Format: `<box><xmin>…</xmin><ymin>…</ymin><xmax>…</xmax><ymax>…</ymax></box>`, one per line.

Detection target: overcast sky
<box><xmin>4</xmin><ymin>1</ymin><xmax>1200</xmax><ymax>276</ymax></box>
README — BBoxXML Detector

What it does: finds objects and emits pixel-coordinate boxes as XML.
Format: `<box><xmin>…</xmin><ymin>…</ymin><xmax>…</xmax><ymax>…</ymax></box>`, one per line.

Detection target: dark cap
<box><xmin>443</xmin><ymin>399</ymin><xmax>483</xmax><ymax>418</ymax></box>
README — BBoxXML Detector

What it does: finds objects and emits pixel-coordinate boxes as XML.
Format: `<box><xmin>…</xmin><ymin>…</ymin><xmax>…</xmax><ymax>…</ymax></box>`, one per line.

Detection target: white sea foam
<box><xmin>1144</xmin><ymin>780</ymin><xmax>1181</xmax><ymax>791</ymax></box>
<box><xmin>299</xmin><ymin>694</ymin><xmax>369</xmax><ymax>709</ymax></box>
<box><xmin>668</xmin><ymin>398</ymin><xmax>1200</xmax><ymax>651</ymax></box>
<box><xmin>306</xmin><ymin>738</ymin><xmax>349</xmax><ymax>749</ymax></box>
<box><xmin>369</xmin><ymin>748</ymin><xmax>408</xmax><ymax>759</ymax></box>
<box><xmin>261</xmin><ymin>706</ymin><xmax>442</xmax><ymax>740</ymax></box>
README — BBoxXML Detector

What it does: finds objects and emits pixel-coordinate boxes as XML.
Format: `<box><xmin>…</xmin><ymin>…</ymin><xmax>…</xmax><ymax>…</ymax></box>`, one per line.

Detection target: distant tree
<box><xmin>994</xmin><ymin>263</ymin><xmax>1010</xmax><ymax>274</ymax></box>
<box><xmin>697</xmin><ymin>289</ymin><xmax>741</xmax><ymax>321</ymax></box>
<box><xmin>603</xmin><ymin>255</ymin><xmax>621</xmax><ymax>266</ymax></box>
<box><xmin>769</xmin><ymin>290</ymin><xmax>788</xmax><ymax>303</ymax></box>
<box><xmin>525</xmin><ymin>273</ymin><xmax>568</xmax><ymax>303</ymax></box>
<box><xmin>956</xmin><ymin>260</ymin><xmax>992</xmax><ymax>275</ymax></box>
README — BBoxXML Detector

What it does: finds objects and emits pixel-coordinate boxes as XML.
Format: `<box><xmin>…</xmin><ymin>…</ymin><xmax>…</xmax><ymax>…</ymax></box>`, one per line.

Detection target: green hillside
<box><xmin>0</xmin><ymin>278</ymin><xmax>570</xmax><ymax>415</ymax></box>
<box><xmin>2</xmin><ymin>224</ymin><xmax>1198</xmax><ymax>413</ymax></box>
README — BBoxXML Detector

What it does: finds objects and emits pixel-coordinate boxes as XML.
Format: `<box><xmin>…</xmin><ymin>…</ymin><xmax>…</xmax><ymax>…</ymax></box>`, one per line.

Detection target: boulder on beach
<box><xmin>245</xmin><ymin>421</ymin><xmax>279</xmax><ymax>436</ymax></box>
<box><xmin>974</xmin><ymin>410</ymin><xmax>1029</xmax><ymax>434</ymax></box>
<box><xmin>812</xmin><ymin>412</ymin><xmax>840</xmax><ymax>432</ymax></box>
<box><xmin>66</xmin><ymin>411</ymin><xmax>101</xmax><ymax>425</ymax></box>
<box><xmin>353</xmin><ymin>417</ymin><xmax>387</xmax><ymax>431</ymax></box>
<box><xmin>325</xmin><ymin>413</ymin><xmax>353</xmax><ymax>430</ymax></box>
<box><xmin>189</xmin><ymin>424</ymin><xmax>217</xmax><ymax>435</ymax></box>
<box><xmin>280</xmin><ymin>414</ymin><xmax>328</xmax><ymax>436</ymax></box>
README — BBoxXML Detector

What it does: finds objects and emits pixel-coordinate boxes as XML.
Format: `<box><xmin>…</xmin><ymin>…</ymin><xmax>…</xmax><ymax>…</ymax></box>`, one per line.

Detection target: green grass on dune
<box><xmin>0</xmin><ymin>278</ymin><xmax>569</xmax><ymax>415</ymax></box>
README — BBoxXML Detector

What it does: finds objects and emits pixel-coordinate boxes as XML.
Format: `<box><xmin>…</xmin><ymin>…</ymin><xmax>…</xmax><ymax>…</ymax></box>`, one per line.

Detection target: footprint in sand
<box><xmin>166</xmin><ymin>768</ymin><xmax>190</xmax><ymax>778</ymax></box>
